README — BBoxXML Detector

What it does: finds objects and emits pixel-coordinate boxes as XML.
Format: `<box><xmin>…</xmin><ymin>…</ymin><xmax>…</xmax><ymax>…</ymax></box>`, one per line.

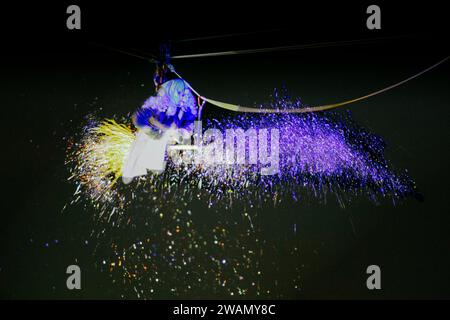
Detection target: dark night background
<box><xmin>0</xmin><ymin>2</ymin><xmax>449</xmax><ymax>299</ymax></box>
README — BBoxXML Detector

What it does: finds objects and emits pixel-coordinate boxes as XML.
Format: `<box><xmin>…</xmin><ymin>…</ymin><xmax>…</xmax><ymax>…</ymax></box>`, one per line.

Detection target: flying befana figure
<box><xmin>123</xmin><ymin>44</ymin><xmax>199</xmax><ymax>183</ymax></box>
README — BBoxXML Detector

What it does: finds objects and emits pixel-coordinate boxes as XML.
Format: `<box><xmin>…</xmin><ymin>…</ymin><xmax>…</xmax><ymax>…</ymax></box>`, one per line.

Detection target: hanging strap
<box><xmin>169</xmin><ymin>56</ymin><xmax>448</xmax><ymax>114</ymax></box>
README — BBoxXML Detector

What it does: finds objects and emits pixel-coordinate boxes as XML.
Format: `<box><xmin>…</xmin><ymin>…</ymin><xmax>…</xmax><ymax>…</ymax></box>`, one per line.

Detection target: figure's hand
<box><xmin>149</xmin><ymin>117</ymin><xmax>169</xmax><ymax>131</ymax></box>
